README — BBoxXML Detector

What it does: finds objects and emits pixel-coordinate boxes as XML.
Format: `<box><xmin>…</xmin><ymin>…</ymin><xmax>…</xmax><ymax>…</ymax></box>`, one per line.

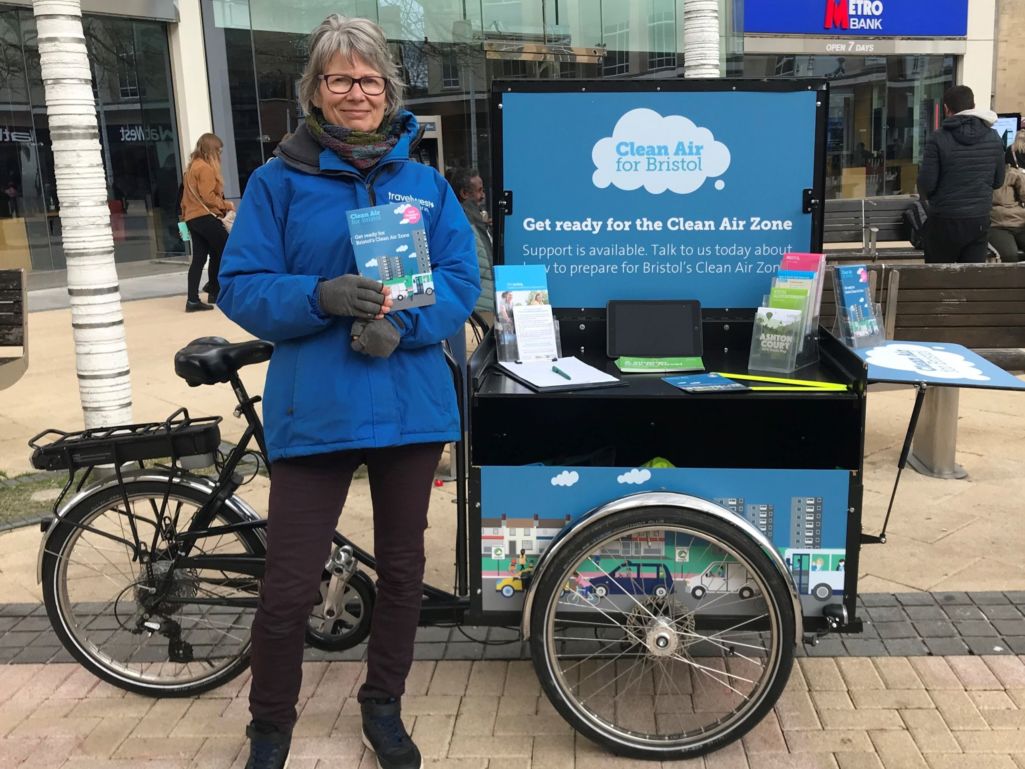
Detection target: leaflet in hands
<box><xmin>347</xmin><ymin>202</ymin><xmax>435</xmax><ymax>310</ymax></box>
<box><xmin>494</xmin><ymin>264</ymin><xmax>557</xmax><ymax>362</ymax></box>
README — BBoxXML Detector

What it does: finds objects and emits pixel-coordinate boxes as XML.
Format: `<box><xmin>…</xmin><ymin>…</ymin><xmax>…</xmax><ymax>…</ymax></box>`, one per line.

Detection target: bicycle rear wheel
<box><xmin>529</xmin><ymin>506</ymin><xmax>795</xmax><ymax>760</ymax></box>
<box><xmin>41</xmin><ymin>479</ymin><xmax>265</xmax><ymax>697</ymax></box>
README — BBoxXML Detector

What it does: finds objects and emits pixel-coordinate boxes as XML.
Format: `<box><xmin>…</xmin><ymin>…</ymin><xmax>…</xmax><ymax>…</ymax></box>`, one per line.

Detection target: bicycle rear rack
<box><xmin>29</xmin><ymin>408</ymin><xmax>222</xmax><ymax>472</ymax></box>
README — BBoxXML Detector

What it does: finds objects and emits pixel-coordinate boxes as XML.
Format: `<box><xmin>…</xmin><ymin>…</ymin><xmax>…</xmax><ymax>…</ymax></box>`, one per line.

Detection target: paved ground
<box><xmin>1</xmin><ymin>655</ymin><xmax>1024</xmax><ymax>768</ymax></box>
<box><xmin>0</xmin><ymin>263</ymin><xmax>1023</xmax><ymax>766</ymax></box>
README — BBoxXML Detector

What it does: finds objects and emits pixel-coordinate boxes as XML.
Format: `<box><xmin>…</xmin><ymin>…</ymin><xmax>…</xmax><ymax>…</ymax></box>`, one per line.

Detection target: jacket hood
<box><xmin>942</xmin><ymin>108</ymin><xmax>999</xmax><ymax>146</ymax></box>
<box><xmin>273</xmin><ymin>110</ymin><xmax>423</xmax><ymax>174</ymax></box>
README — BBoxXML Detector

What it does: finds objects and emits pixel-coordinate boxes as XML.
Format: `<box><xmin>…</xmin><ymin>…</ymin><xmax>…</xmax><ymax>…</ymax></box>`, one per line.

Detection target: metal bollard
<box><xmin>908</xmin><ymin>386</ymin><xmax>968</xmax><ymax>479</ymax></box>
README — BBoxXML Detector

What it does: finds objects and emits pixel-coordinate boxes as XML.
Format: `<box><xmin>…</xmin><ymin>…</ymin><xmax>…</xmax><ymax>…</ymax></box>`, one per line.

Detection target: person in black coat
<box><xmin>917</xmin><ymin>85</ymin><xmax>1005</xmax><ymax>263</ymax></box>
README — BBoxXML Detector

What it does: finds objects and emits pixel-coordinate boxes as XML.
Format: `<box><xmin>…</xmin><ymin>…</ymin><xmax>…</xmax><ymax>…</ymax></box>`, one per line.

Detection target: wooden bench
<box><xmin>821</xmin><ymin>263</ymin><xmax>1025</xmax><ymax>477</ymax></box>
<box><xmin>0</xmin><ymin>269</ymin><xmax>28</xmax><ymax>391</ymax></box>
<box><xmin>823</xmin><ymin>195</ymin><xmax>923</xmax><ymax>262</ymax></box>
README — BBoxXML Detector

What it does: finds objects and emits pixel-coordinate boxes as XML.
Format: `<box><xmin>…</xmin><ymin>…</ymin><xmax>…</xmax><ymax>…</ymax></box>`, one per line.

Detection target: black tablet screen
<box><xmin>607</xmin><ymin>300</ymin><xmax>702</xmax><ymax>358</ymax></box>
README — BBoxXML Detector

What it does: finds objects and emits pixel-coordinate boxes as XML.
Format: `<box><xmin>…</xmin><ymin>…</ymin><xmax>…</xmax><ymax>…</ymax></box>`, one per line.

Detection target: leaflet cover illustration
<box><xmin>347</xmin><ymin>202</ymin><xmax>435</xmax><ymax>311</ymax></box>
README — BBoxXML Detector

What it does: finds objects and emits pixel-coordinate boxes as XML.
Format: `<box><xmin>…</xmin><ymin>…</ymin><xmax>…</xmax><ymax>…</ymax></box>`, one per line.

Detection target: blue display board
<box><xmin>496</xmin><ymin>84</ymin><xmax>825</xmax><ymax>309</ymax></box>
<box><xmin>856</xmin><ymin>342</ymin><xmax>1025</xmax><ymax>391</ymax></box>
<box><xmin>744</xmin><ymin>0</ymin><xmax>969</xmax><ymax>38</ymax></box>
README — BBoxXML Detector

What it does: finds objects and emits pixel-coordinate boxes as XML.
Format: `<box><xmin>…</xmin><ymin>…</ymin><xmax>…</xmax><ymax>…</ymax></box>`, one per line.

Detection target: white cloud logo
<box><xmin>551</xmin><ymin>471</ymin><xmax>579</xmax><ymax>487</ymax></box>
<box><xmin>617</xmin><ymin>468</ymin><xmax>652</xmax><ymax>485</ymax></box>
<box><xmin>396</xmin><ymin>245</ymin><xmax>409</xmax><ymax>253</ymax></box>
<box><xmin>393</xmin><ymin>203</ymin><xmax>411</xmax><ymax>215</ymax></box>
<box><xmin>364</xmin><ymin>258</ymin><xmax>379</xmax><ymax>268</ymax></box>
<box><xmin>865</xmin><ymin>344</ymin><xmax>990</xmax><ymax>381</ymax></box>
<box><xmin>592</xmin><ymin>108</ymin><xmax>731</xmax><ymax>195</ymax></box>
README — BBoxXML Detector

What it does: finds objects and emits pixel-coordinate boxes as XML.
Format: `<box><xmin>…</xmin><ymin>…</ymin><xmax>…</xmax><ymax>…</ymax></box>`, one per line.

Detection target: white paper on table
<box><xmin>511</xmin><ymin>304</ymin><xmax>559</xmax><ymax>362</ymax></box>
<box><xmin>497</xmin><ymin>356</ymin><xmax>619</xmax><ymax>389</ymax></box>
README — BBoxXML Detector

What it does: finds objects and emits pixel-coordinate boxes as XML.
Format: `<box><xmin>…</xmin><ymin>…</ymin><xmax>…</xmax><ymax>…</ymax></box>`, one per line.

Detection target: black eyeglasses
<box><xmin>318</xmin><ymin>74</ymin><xmax>387</xmax><ymax>96</ymax></box>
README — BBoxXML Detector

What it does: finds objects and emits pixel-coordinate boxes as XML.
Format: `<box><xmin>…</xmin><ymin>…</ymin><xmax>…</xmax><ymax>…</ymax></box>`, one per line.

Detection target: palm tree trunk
<box><xmin>684</xmin><ymin>0</ymin><xmax>721</xmax><ymax>78</ymax></box>
<box><xmin>32</xmin><ymin>0</ymin><xmax>132</xmax><ymax>427</ymax></box>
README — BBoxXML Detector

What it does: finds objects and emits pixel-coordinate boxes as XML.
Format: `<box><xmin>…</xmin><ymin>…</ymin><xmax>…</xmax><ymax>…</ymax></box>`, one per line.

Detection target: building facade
<box><xmin>1</xmin><ymin>0</ymin><xmax>185</xmax><ymax>273</ymax></box>
<box><xmin>0</xmin><ymin>0</ymin><xmax>1001</xmax><ymax>273</ymax></box>
<box><xmin>994</xmin><ymin>0</ymin><xmax>1025</xmax><ymax>115</ymax></box>
<box><xmin>742</xmin><ymin>0</ymin><xmax>992</xmax><ymax>200</ymax></box>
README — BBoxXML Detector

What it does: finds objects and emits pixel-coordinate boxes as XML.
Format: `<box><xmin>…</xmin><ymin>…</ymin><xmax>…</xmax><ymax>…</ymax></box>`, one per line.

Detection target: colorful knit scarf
<box><xmin>306</xmin><ymin>110</ymin><xmax>408</xmax><ymax>171</ymax></box>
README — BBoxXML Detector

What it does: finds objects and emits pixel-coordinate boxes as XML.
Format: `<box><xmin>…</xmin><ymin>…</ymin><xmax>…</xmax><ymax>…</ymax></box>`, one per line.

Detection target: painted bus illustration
<box><xmin>783</xmin><ymin>548</ymin><xmax>846</xmax><ymax>601</ymax></box>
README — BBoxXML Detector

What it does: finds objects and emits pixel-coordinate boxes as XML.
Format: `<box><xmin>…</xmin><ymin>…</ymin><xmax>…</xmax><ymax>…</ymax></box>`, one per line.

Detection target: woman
<box><xmin>182</xmin><ymin>133</ymin><xmax>234</xmax><ymax>311</ymax></box>
<box><xmin>217</xmin><ymin>15</ymin><xmax>479</xmax><ymax>769</ymax></box>
<box><xmin>989</xmin><ymin>156</ymin><xmax>1025</xmax><ymax>263</ymax></box>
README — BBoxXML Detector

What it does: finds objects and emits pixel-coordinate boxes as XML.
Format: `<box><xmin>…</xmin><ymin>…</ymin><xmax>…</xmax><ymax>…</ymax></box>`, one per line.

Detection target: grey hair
<box><xmin>299</xmin><ymin>14</ymin><xmax>404</xmax><ymax>127</ymax></box>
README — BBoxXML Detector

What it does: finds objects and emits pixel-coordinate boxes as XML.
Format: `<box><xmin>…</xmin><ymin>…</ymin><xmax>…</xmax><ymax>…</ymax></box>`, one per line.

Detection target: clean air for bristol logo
<box><xmin>592</xmin><ymin>108</ymin><xmax>731</xmax><ymax>195</ymax></box>
<box><xmin>825</xmin><ymin>0</ymin><xmax>884</xmax><ymax>30</ymax></box>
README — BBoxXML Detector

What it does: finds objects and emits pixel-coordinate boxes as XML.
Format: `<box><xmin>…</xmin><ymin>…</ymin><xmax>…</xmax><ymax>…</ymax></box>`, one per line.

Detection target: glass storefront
<box><xmin>204</xmin><ymin>0</ymin><xmax>743</xmax><ymax>201</ymax></box>
<box><xmin>0</xmin><ymin>5</ymin><xmax>182</xmax><ymax>272</ymax></box>
<box><xmin>743</xmin><ymin>54</ymin><xmax>957</xmax><ymax>200</ymax></box>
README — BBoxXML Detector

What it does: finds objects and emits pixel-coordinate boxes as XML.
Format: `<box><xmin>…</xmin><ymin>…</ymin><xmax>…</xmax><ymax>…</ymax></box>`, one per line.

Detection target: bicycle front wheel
<box><xmin>41</xmin><ymin>479</ymin><xmax>265</xmax><ymax>697</ymax></box>
<box><xmin>529</xmin><ymin>506</ymin><xmax>795</xmax><ymax>760</ymax></box>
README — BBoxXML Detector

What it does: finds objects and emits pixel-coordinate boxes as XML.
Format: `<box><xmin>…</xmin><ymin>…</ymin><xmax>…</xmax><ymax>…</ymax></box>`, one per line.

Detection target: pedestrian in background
<box><xmin>989</xmin><ymin>154</ymin><xmax>1025</xmax><ymax>262</ymax></box>
<box><xmin>446</xmin><ymin>166</ymin><xmax>494</xmax><ymax>324</ymax></box>
<box><xmin>182</xmin><ymin>132</ymin><xmax>234</xmax><ymax>311</ymax></box>
<box><xmin>217</xmin><ymin>13</ymin><xmax>479</xmax><ymax>769</ymax></box>
<box><xmin>917</xmin><ymin>85</ymin><xmax>1005</xmax><ymax>264</ymax></box>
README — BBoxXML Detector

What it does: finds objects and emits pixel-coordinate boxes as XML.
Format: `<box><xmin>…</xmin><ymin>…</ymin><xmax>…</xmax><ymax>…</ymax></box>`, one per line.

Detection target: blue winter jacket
<box><xmin>217</xmin><ymin>113</ymin><xmax>480</xmax><ymax>463</ymax></box>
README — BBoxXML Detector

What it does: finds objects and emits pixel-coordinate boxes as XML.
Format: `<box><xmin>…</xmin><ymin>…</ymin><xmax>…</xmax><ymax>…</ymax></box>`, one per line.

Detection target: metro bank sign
<box><xmin>825</xmin><ymin>0</ymin><xmax>883</xmax><ymax>31</ymax></box>
<box><xmin>745</xmin><ymin>0</ymin><xmax>968</xmax><ymax>37</ymax></box>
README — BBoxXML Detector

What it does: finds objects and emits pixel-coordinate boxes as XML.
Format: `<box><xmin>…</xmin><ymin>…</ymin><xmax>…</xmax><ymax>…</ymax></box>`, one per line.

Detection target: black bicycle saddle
<box><xmin>174</xmin><ymin>336</ymin><xmax>273</xmax><ymax>387</ymax></box>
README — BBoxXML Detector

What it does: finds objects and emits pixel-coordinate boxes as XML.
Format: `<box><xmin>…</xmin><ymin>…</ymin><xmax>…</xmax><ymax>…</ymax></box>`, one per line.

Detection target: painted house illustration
<box><xmin>481</xmin><ymin>513</ymin><xmax>571</xmax><ymax>561</ymax></box>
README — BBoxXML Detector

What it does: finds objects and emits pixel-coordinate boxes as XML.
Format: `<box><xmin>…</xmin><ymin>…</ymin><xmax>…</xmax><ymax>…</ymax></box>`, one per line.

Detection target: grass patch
<box><xmin>0</xmin><ymin>473</ymin><xmax>68</xmax><ymax>527</ymax></box>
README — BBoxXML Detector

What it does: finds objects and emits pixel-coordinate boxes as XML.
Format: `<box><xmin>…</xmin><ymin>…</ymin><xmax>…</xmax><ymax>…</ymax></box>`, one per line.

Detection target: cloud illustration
<box><xmin>550</xmin><ymin>471</ymin><xmax>579</xmax><ymax>487</ymax></box>
<box><xmin>393</xmin><ymin>204</ymin><xmax>410</xmax><ymax>215</ymax></box>
<box><xmin>617</xmin><ymin>468</ymin><xmax>651</xmax><ymax>485</ymax></box>
<box><xmin>396</xmin><ymin>245</ymin><xmax>409</xmax><ymax>253</ymax></box>
<box><xmin>592</xmin><ymin>108</ymin><xmax>731</xmax><ymax>195</ymax></box>
<box><xmin>364</xmin><ymin>258</ymin><xmax>378</xmax><ymax>268</ymax></box>
<box><xmin>865</xmin><ymin>344</ymin><xmax>990</xmax><ymax>381</ymax></box>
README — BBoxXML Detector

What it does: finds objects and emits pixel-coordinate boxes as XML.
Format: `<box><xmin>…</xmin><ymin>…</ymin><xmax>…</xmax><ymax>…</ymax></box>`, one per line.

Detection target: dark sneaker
<box><xmin>185</xmin><ymin>300</ymin><xmax>213</xmax><ymax>313</ymax></box>
<box><xmin>361</xmin><ymin>699</ymin><xmax>422</xmax><ymax>769</ymax></box>
<box><xmin>244</xmin><ymin>721</ymin><xmax>291</xmax><ymax>769</ymax></box>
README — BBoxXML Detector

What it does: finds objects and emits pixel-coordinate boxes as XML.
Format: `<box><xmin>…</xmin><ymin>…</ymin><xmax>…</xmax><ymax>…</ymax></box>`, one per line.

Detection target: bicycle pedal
<box><xmin>169</xmin><ymin>637</ymin><xmax>194</xmax><ymax>663</ymax></box>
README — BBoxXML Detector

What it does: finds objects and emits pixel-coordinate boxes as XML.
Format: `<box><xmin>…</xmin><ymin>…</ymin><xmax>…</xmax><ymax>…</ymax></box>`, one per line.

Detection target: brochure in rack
<box><xmin>347</xmin><ymin>202</ymin><xmax>435</xmax><ymax>311</ymax></box>
<box><xmin>492</xmin><ymin>264</ymin><xmax>620</xmax><ymax>391</ymax></box>
<box><xmin>494</xmin><ymin>264</ymin><xmax>558</xmax><ymax>362</ymax></box>
<box><xmin>833</xmin><ymin>264</ymin><xmax>883</xmax><ymax>346</ymax></box>
<box><xmin>748</xmin><ymin>306</ymin><xmax>803</xmax><ymax>373</ymax></box>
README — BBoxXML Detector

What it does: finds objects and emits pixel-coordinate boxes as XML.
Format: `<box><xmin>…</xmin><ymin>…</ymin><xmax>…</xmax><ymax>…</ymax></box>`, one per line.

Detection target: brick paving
<box><xmin>3</xmin><ymin>590</ymin><xmax>1024</xmax><ymax>665</ymax></box>
<box><xmin>0</xmin><ymin>656</ymin><xmax>1022</xmax><ymax>768</ymax></box>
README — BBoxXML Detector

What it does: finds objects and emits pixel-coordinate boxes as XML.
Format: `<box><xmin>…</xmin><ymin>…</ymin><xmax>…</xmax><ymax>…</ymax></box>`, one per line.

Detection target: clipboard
<box><xmin>496</xmin><ymin>357</ymin><xmax>622</xmax><ymax>392</ymax></box>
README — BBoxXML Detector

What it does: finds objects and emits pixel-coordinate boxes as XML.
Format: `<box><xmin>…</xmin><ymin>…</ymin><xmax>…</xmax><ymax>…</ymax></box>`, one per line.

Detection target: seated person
<box><xmin>989</xmin><ymin>162</ymin><xmax>1025</xmax><ymax>263</ymax></box>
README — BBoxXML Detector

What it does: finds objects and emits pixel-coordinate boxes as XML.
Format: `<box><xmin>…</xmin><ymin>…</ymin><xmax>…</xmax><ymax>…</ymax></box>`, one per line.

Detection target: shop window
<box><xmin>647</xmin><ymin>8</ymin><xmax>674</xmax><ymax>71</ymax></box>
<box><xmin>602</xmin><ymin>21</ymin><xmax>629</xmax><ymax>77</ymax></box>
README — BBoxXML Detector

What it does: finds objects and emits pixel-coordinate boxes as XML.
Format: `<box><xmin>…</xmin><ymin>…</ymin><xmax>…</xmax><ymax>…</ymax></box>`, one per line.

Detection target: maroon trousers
<box><xmin>248</xmin><ymin>442</ymin><xmax>443</xmax><ymax>728</ymax></box>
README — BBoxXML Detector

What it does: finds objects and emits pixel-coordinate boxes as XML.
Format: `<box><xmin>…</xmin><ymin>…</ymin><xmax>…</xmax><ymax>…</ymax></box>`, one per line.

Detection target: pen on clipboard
<box><xmin>551</xmin><ymin>365</ymin><xmax>572</xmax><ymax>380</ymax></box>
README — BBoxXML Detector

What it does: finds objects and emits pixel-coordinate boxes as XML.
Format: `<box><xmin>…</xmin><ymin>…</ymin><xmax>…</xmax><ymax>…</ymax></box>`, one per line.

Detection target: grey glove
<box><xmin>317</xmin><ymin>274</ymin><xmax>386</xmax><ymax>318</ymax></box>
<box><xmin>351</xmin><ymin>317</ymin><xmax>401</xmax><ymax>358</ymax></box>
